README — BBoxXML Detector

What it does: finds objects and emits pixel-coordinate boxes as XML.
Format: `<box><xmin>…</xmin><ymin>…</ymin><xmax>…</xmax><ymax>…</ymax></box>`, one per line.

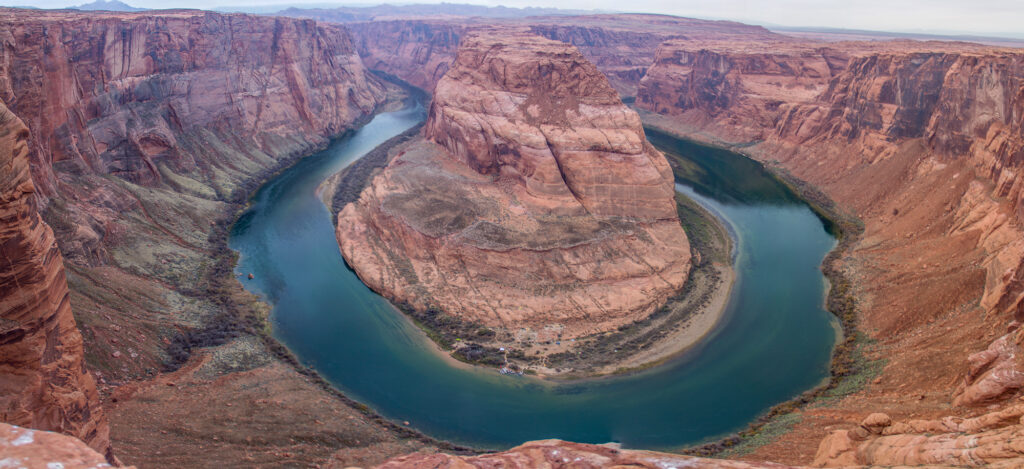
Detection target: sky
<box><xmin>8</xmin><ymin>0</ymin><xmax>1024</xmax><ymax>39</ymax></box>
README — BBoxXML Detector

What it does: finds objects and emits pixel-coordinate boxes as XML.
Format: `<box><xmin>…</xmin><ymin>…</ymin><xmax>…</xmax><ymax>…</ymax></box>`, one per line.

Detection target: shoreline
<box><xmin>321</xmin><ymin>119</ymin><xmax>739</xmax><ymax>380</ymax></box>
<box><xmin>635</xmin><ymin>112</ymin><xmax>871</xmax><ymax>458</ymax></box>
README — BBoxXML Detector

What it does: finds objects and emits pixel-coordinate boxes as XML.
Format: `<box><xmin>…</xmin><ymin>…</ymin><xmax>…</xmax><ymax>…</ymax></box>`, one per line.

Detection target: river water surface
<box><xmin>229</xmin><ymin>104</ymin><xmax>837</xmax><ymax>450</ymax></box>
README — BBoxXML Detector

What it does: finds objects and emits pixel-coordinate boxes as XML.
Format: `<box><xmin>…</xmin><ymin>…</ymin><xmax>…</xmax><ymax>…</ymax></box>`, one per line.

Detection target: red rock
<box><xmin>0</xmin><ymin>101</ymin><xmax>111</xmax><ymax>460</ymax></box>
<box><xmin>0</xmin><ymin>422</ymin><xmax>132</xmax><ymax>469</ymax></box>
<box><xmin>371</xmin><ymin>439</ymin><xmax>798</xmax><ymax>468</ymax></box>
<box><xmin>337</xmin><ymin>31</ymin><xmax>691</xmax><ymax>341</ymax></box>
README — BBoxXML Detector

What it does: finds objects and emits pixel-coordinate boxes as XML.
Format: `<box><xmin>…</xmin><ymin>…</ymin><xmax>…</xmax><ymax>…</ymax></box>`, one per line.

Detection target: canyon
<box><xmin>5</xmin><ymin>4</ymin><xmax>1024</xmax><ymax>469</ymax></box>
<box><xmin>336</xmin><ymin>31</ymin><xmax>692</xmax><ymax>351</ymax></box>
<box><xmin>0</xmin><ymin>7</ymin><xmax>433</xmax><ymax>467</ymax></box>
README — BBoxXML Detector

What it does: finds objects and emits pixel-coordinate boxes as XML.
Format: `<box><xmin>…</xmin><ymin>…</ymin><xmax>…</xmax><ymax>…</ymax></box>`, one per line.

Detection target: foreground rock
<box><xmin>0</xmin><ymin>101</ymin><xmax>111</xmax><ymax>460</ymax></box>
<box><xmin>0</xmin><ymin>422</ymin><xmax>126</xmax><ymax>469</ymax></box>
<box><xmin>814</xmin><ymin>408</ymin><xmax>1024</xmax><ymax>467</ymax></box>
<box><xmin>338</xmin><ymin>31</ymin><xmax>691</xmax><ymax>345</ymax></box>
<box><xmin>372</xmin><ymin>440</ymin><xmax>797</xmax><ymax>468</ymax></box>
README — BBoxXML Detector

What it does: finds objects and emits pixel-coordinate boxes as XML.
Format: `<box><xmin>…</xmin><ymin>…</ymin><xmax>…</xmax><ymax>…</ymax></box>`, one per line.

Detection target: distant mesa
<box><xmin>71</xmin><ymin>0</ymin><xmax>145</xmax><ymax>11</ymax></box>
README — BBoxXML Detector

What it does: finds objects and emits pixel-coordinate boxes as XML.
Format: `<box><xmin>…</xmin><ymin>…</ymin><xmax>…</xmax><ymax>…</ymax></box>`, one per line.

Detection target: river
<box><xmin>229</xmin><ymin>103</ymin><xmax>837</xmax><ymax>451</ymax></box>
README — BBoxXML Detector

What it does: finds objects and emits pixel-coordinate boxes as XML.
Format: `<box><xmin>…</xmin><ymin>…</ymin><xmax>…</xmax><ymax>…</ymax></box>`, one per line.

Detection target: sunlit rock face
<box><xmin>337</xmin><ymin>31</ymin><xmax>691</xmax><ymax>342</ymax></box>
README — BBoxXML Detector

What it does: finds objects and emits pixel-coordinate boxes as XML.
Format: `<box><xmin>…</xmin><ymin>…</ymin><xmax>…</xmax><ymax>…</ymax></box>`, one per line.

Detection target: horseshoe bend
<box><xmin>3</xmin><ymin>3</ymin><xmax>1024</xmax><ymax>469</ymax></box>
<box><xmin>336</xmin><ymin>31</ymin><xmax>697</xmax><ymax>366</ymax></box>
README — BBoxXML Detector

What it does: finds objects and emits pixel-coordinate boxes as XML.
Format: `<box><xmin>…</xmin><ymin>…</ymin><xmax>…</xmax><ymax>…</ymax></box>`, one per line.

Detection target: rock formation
<box><xmin>0</xmin><ymin>8</ymin><xmax>386</xmax><ymax>264</ymax></box>
<box><xmin>0</xmin><ymin>101</ymin><xmax>110</xmax><ymax>459</ymax></box>
<box><xmin>0</xmin><ymin>422</ymin><xmax>127</xmax><ymax>469</ymax></box>
<box><xmin>343</xmin><ymin>15</ymin><xmax>789</xmax><ymax>96</ymax></box>
<box><xmin>636</xmin><ymin>41</ymin><xmax>847</xmax><ymax>141</ymax></box>
<box><xmin>0</xmin><ymin>8</ymin><xmax>390</xmax><ymax>463</ymax></box>
<box><xmin>635</xmin><ymin>39</ymin><xmax>1024</xmax><ymax>466</ymax></box>
<box><xmin>337</xmin><ymin>31</ymin><xmax>691</xmax><ymax>342</ymax></box>
<box><xmin>813</xmin><ymin>408</ymin><xmax>1024</xmax><ymax>467</ymax></box>
<box><xmin>371</xmin><ymin>439</ymin><xmax>797</xmax><ymax>468</ymax></box>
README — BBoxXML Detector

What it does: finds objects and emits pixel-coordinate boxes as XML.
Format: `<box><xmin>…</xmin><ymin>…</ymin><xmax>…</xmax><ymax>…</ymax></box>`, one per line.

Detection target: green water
<box><xmin>229</xmin><ymin>104</ymin><xmax>838</xmax><ymax>451</ymax></box>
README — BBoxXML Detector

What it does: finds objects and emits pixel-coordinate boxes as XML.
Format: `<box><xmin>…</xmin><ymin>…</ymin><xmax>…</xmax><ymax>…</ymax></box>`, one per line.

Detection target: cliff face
<box><xmin>346</xmin><ymin>20</ymin><xmax>464</xmax><ymax>91</ymax></box>
<box><xmin>637</xmin><ymin>41</ymin><xmax>847</xmax><ymax>141</ymax></box>
<box><xmin>0</xmin><ymin>8</ymin><xmax>389</xmax><ymax>463</ymax></box>
<box><xmin>0</xmin><ymin>101</ymin><xmax>110</xmax><ymax>460</ymax></box>
<box><xmin>0</xmin><ymin>8</ymin><xmax>385</xmax><ymax>197</ymax></box>
<box><xmin>636</xmin><ymin>40</ymin><xmax>1024</xmax><ymax>467</ymax></box>
<box><xmin>337</xmin><ymin>31</ymin><xmax>690</xmax><ymax>343</ymax></box>
<box><xmin>344</xmin><ymin>15</ymin><xmax>790</xmax><ymax>96</ymax></box>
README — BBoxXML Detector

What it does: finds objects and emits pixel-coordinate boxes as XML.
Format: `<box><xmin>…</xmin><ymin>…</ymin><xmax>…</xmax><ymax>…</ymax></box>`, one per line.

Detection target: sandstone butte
<box><xmin>337</xmin><ymin>31</ymin><xmax>691</xmax><ymax>343</ymax></box>
<box><xmin>8</xmin><ymin>5</ymin><xmax>1024</xmax><ymax>468</ymax></box>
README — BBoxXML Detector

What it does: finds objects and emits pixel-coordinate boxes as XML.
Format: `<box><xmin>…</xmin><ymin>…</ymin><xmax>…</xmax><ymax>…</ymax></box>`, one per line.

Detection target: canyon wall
<box><xmin>0</xmin><ymin>8</ymin><xmax>395</xmax><ymax>463</ymax></box>
<box><xmin>337</xmin><ymin>31</ymin><xmax>691</xmax><ymax>344</ymax></box>
<box><xmin>636</xmin><ymin>40</ymin><xmax>1024</xmax><ymax>467</ymax></box>
<box><xmin>0</xmin><ymin>101</ymin><xmax>110</xmax><ymax>459</ymax></box>
<box><xmin>344</xmin><ymin>15</ymin><xmax>789</xmax><ymax>96</ymax></box>
<box><xmin>346</xmin><ymin>20</ymin><xmax>465</xmax><ymax>91</ymax></box>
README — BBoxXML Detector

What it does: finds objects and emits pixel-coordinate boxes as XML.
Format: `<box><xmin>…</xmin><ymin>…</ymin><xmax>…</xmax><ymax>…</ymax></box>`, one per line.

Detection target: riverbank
<box><xmin>323</xmin><ymin>124</ymin><xmax>737</xmax><ymax>379</ymax></box>
<box><xmin>636</xmin><ymin>112</ymin><xmax>876</xmax><ymax>459</ymax></box>
<box><xmin>102</xmin><ymin>81</ymin><xmax>481</xmax><ymax>467</ymax></box>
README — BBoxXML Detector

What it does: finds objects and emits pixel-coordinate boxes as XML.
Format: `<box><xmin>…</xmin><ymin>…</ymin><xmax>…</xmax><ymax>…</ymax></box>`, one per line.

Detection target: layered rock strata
<box><xmin>0</xmin><ymin>8</ymin><xmax>392</xmax><ymax>463</ymax></box>
<box><xmin>635</xmin><ymin>39</ymin><xmax>1024</xmax><ymax>466</ymax></box>
<box><xmin>337</xmin><ymin>32</ymin><xmax>691</xmax><ymax>341</ymax></box>
<box><xmin>0</xmin><ymin>101</ymin><xmax>110</xmax><ymax>459</ymax></box>
<box><xmin>343</xmin><ymin>14</ymin><xmax>789</xmax><ymax>96</ymax></box>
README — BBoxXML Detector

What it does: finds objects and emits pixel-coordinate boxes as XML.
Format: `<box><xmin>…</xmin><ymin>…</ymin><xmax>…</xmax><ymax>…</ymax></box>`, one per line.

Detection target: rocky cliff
<box><xmin>0</xmin><ymin>8</ymin><xmax>396</xmax><ymax>464</ymax></box>
<box><xmin>344</xmin><ymin>15</ymin><xmax>789</xmax><ymax>96</ymax></box>
<box><xmin>637</xmin><ymin>41</ymin><xmax>847</xmax><ymax>141</ymax></box>
<box><xmin>0</xmin><ymin>101</ymin><xmax>110</xmax><ymax>460</ymax></box>
<box><xmin>337</xmin><ymin>31</ymin><xmax>691</xmax><ymax>346</ymax></box>
<box><xmin>636</xmin><ymin>40</ymin><xmax>1024</xmax><ymax>466</ymax></box>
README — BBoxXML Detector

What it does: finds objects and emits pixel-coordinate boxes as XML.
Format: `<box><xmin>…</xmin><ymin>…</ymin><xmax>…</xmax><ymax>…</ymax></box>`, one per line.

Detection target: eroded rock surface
<box><xmin>338</xmin><ymin>31</ymin><xmax>691</xmax><ymax>342</ymax></box>
<box><xmin>0</xmin><ymin>422</ymin><xmax>125</xmax><ymax>469</ymax></box>
<box><xmin>343</xmin><ymin>14</ymin><xmax>789</xmax><ymax>96</ymax></box>
<box><xmin>372</xmin><ymin>439</ymin><xmax>798</xmax><ymax>469</ymax></box>
<box><xmin>634</xmin><ymin>39</ymin><xmax>1024</xmax><ymax>466</ymax></box>
<box><xmin>0</xmin><ymin>101</ymin><xmax>110</xmax><ymax>460</ymax></box>
<box><xmin>0</xmin><ymin>8</ymin><xmax>396</xmax><ymax>464</ymax></box>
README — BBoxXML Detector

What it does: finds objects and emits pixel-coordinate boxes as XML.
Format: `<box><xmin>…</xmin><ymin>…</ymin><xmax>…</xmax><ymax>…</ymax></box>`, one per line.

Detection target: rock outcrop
<box><xmin>0</xmin><ymin>422</ymin><xmax>126</xmax><ymax>469</ymax></box>
<box><xmin>337</xmin><ymin>31</ymin><xmax>690</xmax><ymax>342</ymax></box>
<box><xmin>813</xmin><ymin>408</ymin><xmax>1024</xmax><ymax>467</ymax></box>
<box><xmin>372</xmin><ymin>439</ymin><xmax>797</xmax><ymax>469</ymax></box>
<box><xmin>0</xmin><ymin>101</ymin><xmax>110</xmax><ymax>459</ymax></box>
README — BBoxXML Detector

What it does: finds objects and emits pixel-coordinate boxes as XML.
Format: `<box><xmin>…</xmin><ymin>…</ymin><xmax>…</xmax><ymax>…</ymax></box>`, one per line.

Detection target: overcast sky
<box><xmin>9</xmin><ymin>0</ymin><xmax>1024</xmax><ymax>39</ymax></box>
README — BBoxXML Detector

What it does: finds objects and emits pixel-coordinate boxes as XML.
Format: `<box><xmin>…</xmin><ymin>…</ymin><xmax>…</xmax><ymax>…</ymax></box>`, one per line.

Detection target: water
<box><xmin>229</xmin><ymin>104</ymin><xmax>838</xmax><ymax>451</ymax></box>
